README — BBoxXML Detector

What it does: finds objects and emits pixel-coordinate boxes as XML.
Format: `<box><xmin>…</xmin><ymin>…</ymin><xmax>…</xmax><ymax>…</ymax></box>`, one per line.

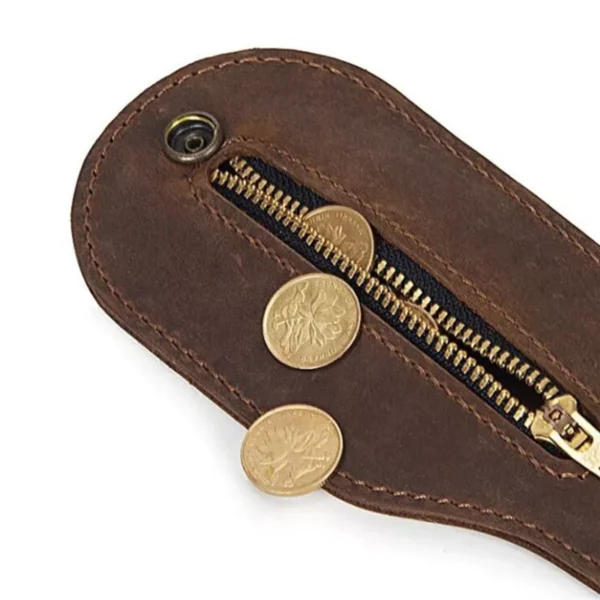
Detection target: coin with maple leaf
<box><xmin>303</xmin><ymin>206</ymin><xmax>375</xmax><ymax>271</ymax></box>
<box><xmin>241</xmin><ymin>404</ymin><xmax>343</xmax><ymax>496</ymax></box>
<box><xmin>263</xmin><ymin>273</ymin><xmax>361</xmax><ymax>369</ymax></box>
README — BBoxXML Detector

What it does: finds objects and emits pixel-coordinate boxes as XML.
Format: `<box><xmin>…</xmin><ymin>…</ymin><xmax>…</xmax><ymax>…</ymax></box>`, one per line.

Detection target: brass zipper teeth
<box><xmin>374</xmin><ymin>257</ymin><xmax>561</xmax><ymax>403</ymax></box>
<box><xmin>212</xmin><ymin>158</ymin><xmax>539</xmax><ymax>430</ymax></box>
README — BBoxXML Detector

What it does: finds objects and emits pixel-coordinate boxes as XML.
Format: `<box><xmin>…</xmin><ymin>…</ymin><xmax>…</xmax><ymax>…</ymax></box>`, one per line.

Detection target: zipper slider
<box><xmin>531</xmin><ymin>395</ymin><xmax>600</xmax><ymax>478</ymax></box>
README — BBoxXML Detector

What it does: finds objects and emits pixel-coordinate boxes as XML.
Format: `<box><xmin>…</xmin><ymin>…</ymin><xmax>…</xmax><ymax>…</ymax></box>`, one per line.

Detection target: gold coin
<box><xmin>303</xmin><ymin>206</ymin><xmax>375</xmax><ymax>271</ymax></box>
<box><xmin>263</xmin><ymin>273</ymin><xmax>361</xmax><ymax>370</ymax></box>
<box><xmin>241</xmin><ymin>404</ymin><xmax>343</xmax><ymax>496</ymax></box>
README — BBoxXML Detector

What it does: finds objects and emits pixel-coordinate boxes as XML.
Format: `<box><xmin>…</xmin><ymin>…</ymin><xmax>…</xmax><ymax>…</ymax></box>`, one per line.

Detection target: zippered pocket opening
<box><xmin>210</xmin><ymin>154</ymin><xmax>600</xmax><ymax>475</ymax></box>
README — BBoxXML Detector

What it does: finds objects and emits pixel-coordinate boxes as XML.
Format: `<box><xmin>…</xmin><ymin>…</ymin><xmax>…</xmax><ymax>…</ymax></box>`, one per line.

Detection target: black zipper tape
<box><xmin>213</xmin><ymin>157</ymin><xmax>564</xmax><ymax>439</ymax></box>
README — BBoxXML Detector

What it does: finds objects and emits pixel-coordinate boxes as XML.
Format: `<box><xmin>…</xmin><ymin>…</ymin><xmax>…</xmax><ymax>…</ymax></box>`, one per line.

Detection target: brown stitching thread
<box><xmin>186</xmin><ymin>175</ymin><xmax>297</xmax><ymax>277</ymax></box>
<box><xmin>362</xmin><ymin>325</ymin><xmax>584</xmax><ymax>480</ymax></box>
<box><xmin>83</xmin><ymin>238</ymin><xmax>260</xmax><ymax>418</ymax></box>
<box><xmin>245</xmin><ymin>56</ymin><xmax>600</xmax><ymax>269</ymax></box>
<box><xmin>228</xmin><ymin>135</ymin><xmax>600</xmax><ymax>409</ymax></box>
<box><xmin>186</xmin><ymin>179</ymin><xmax>584</xmax><ymax>481</ymax></box>
<box><xmin>86</xmin><ymin>54</ymin><xmax>600</xmax><ymax>408</ymax></box>
<box><xmin>333</xmin><ymin>471</ymin><xmax>600</xmax><ymax>568</ymax></box>
<box><xmin>95</xmin><ymin>54</ymin><xmax>600</xmax><ymax>270</ymax></box>
<box><xmin>81</xmin><ymin>53</ymin><xmax>593</xmax><ymax>568</ymax></box>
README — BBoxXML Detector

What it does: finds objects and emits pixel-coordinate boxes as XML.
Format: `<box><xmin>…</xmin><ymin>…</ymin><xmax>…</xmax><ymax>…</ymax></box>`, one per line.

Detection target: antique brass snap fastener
<box><xmin>163</xmin><ymin>112</ymin><xmax>223</xmax><ymax>163</ymax></box>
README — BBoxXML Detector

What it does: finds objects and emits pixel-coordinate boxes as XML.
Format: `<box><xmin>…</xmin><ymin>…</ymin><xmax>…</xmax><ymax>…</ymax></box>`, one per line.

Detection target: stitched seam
<box><xmin>100</xmin><ymin>55</ymin><xmax>599</xmax><ymax>268</ymax></box>
<box><xmin>80</xmin><ymin>52</ymin><xmax>595</xmax><ymax>569</ymax></box>
<box><xmin>252</xmin><ymin>56</ymin><xmax>600</xmax><ymax>268</ymax></box>
<box><xmin>83</xmin><ymin>216</ymin><xmax>598</xmax><ymax>573</ymax></box>
<box><xmin>362</xmin><ymin>325</ymin><xmax>584</xmax><ymax>480</ymax></box>
<box><xmin>333</xmin><ymin>471</ymin><xmax>600</xmax><ymax>568</ymax></box>
<box><xmin>185</xmin><ymin>178</ymin><xmax>583</xmax><ymax>481</ymax></box>
<box><xmin>227</xmin><ymin>135</ymin><xmax>600</xmax><ymax>409</ymax></box>
<box><xmin>82</xmin><ymin>239</ymin><xmax>261</xmax><ymax>418</ymax></box>
<box><xmin>89</xmin><ymin>54</ymin><xmax>600</xmax><ymax>409</ymax></box>
<box><xmin>190</xmin><ymin>178</ymin><xmax>298</xmax><ymax>277</ymax></box>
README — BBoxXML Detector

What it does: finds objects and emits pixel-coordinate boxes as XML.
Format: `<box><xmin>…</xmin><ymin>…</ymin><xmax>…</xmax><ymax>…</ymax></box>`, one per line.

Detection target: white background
<box><xmin>1</xmin><ymin>1</ymin><xmax>599</xmax><ymax>598</ymax></box>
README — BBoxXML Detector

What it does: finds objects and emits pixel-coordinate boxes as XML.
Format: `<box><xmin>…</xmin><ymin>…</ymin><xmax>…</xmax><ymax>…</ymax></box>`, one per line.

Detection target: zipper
<box><xmin>210</xmin><ymin>155</ymin><xmax>600</xmax><ymax>478</ymax></box>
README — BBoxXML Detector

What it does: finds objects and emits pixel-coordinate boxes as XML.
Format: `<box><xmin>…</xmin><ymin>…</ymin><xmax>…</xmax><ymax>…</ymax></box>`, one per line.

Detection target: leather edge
<box><xmin>70</xmin><ymin>48</ymin><xmax>600</xmax><ymax>592</ymax></box>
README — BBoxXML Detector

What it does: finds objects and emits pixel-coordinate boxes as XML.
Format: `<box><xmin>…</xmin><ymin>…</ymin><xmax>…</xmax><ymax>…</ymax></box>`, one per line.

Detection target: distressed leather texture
<box><xmin>71</xmin><ymin>49</ymin><xmax>600</xmax><ymax>591</ymax></box>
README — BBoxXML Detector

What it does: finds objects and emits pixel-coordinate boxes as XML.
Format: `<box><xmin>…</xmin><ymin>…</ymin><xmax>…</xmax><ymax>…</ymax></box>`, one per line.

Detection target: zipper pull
<box><xmin>531</xmin><ymin>395</ymin><xmax>600</xmax><ymax>478</ymax></box>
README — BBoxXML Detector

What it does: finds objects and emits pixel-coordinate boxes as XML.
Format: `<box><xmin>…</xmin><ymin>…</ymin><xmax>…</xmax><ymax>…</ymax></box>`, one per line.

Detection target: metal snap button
<box><xmin>163</xmin><ymin>112</ymin><xmax>223</xmax><ymax>163</ymax></box>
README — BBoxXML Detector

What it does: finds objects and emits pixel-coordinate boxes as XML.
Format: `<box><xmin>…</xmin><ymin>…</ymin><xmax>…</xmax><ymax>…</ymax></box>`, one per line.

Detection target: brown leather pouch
<box><xmin>71</xmin><ymin>49</ymin><xmax>600</xmax><ymax>592</ymax></box>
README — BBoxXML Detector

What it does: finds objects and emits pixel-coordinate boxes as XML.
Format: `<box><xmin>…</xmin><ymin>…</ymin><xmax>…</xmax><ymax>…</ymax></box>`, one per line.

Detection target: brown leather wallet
<box><xmin>71</xmin><ymin>48</ymin><xmax>600</xmax><ymax>592</ymax></box>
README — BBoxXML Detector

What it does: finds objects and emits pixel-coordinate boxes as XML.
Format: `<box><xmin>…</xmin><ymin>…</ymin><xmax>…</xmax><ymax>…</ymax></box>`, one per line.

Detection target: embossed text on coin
<box><xmin>263</xmin><ymin>273</ymin><xmax>361</xmax><ymax>370</ymax></box>
<box><xmin>303</xmin><ymin>206</ymin><xmax>375</xmax><ymax>271</ymax></box>
<box><xmin>241</xmin><ymin>404</ymin><xmax>343</xmax><ymax>496</ymax></box>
